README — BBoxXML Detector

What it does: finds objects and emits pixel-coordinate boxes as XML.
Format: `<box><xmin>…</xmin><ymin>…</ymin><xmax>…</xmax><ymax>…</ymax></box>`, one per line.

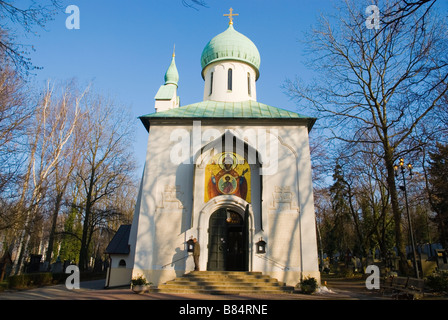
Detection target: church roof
<box><xmin>105</xmin><ymin>224</ymin><xmax>131</xmax><ymax>255</ymax></box>
<box><xmin>154</xmin><ymin>84</ymin><xmax>176</xmax><ymax>100</ymax></box>
<box><xmin>139</xmin><ymin>100</ymin><xmax>316</xmax><ymax>131</ymax></box>
<box><xmin>201</xmin><ymin>24</ymin><xmax>261</xmax><ymax>80</ymax></box>
<box><xmin>164</xmin><ymin>55</ymin><xmax>179</xmax><ymax>86</ymax></box>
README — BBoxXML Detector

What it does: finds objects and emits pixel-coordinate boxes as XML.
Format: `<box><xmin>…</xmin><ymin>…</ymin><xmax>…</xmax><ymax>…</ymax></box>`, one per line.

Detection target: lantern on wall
<box><xmin>186</xmin><ymin>238</ymin><xmax>195</xmax><ymax>253</ymax></box>
<box><xmin>256</xmin><ymin>238</ymin><xmax>267</xmax><ymax>254</ymax></box>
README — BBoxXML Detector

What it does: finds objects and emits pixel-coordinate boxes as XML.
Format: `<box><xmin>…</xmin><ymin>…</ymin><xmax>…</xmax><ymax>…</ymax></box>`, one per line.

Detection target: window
<box><xmin>210</xmin><ymin>72</ymin><xmax>213</xmax><ymax>95</ymax></box>
<box><xmin>227</xmin><ymin>68</ymin><xmax>233</xmax><ymax>91</ymax></box>
<box><xmin>247</xmin><ymin>72</ymin><xmax>251</xmax><ymax>96</ymax></box>
<box><xmin>118</xmin><ymin>259</ymin><xmax>126</xmax><ymax>267</ymax></box>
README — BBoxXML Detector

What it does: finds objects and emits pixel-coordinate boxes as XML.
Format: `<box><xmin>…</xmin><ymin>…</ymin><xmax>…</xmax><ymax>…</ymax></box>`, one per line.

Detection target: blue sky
<box><xmin>17</xmin><ymin>0</ymin><xmax>448</xmax><ymax>174</ymax></box>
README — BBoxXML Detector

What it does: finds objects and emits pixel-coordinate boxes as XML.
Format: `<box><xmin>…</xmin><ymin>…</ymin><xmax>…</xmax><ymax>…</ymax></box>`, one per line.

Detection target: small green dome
<box><xmin>164</xmin><ymin>55</ymin><xmax>179</xmax><ymax>86</ymax></box>
<box><xmin>201</xmin><ymin>24</ymin><xmax>260</xmax><ymax>80</ymax></box>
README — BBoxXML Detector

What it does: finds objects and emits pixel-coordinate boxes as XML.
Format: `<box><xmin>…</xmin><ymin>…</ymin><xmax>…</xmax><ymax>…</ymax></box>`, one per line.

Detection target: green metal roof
<box><xmin>201</xmin><ymin>24</ymin><xmax>261</xmax><ymax>79</ymax></box>
<box><xmin>154</xmin><ymin>54</ymin><xmax>179</xmax><ymax>100</ymax></box>
<box><xmin>164</xmin><ymin>55</ymin><xmax>179</xmax><ymax>86</ymax></box>
<box><xmin>139</xmin><ymin>100</ymin><xmax>316</xmax><ymax>131</ymax></box>
<box><xmin>154</xmin><ymin>84</ymin><xmax>176</xmax><ymax>100</ymax></box>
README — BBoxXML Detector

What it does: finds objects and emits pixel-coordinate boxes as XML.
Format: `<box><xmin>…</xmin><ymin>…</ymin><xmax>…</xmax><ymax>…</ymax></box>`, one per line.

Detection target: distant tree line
<box><xmin>286</xmin><ymin>0</ymin><xmax>448</xmax><ymax>275</ymax></box>
<box><xmin>0</xmin><ymin>1</ymin><xmax>138</xmax><ymax>274</ymax></box>
<box><xmin>0</xmin><ymin>70</ymin><xmax>138</xmax><ymax>274</ymax></box>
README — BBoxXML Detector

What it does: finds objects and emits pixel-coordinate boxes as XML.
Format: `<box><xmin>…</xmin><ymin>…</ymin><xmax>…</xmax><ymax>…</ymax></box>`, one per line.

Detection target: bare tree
<box><xmin>43</xmin><ymin>82</ymin><xmax>88</xmax><ymax>266</ymax></box>
<box><xmin>286</xmin><ymin>0</ymin><xmax>448</xmax><ymax>274</ymax></box>
<box><xmin>379</xmin><ymin>0</ymin><xmax>438</xmax><ymax>33</ymax></box>
<box><xmin>75</xmin><ymin>94</ymin><xmax>136</xmax><ymax>271</ymax></box>
<box><xmin>0</xmin><ymin>1</ymin><xmax>62</xmax><ymax>74</ymax></box>
<box><xmin>182</xmin><ymin>0</ymin><xmax>208</xmax><ymax>10</ymax></box>
<box><xmin>337</xmin><ymin>141</ymin><xmax>394</xmax><ymax>259</ymax></box>
<box><xmin>11</xmin><ymin>81</ymin><xmax>85</xmax><ymax>274</ymax></box>
<box><xmin>0</xmin><ymin>65</ymin><xmax>32</xmax><ymax>230</ymax></box>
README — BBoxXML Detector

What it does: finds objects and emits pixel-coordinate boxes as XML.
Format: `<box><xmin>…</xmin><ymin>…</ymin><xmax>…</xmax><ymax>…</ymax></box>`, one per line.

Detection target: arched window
<box><xmin>210</xmin><ymin>72</ymin><xmax>214</xmax><ymax>95</ymax></box>
<box><xmin>247</xmin><ymin>72</ymin><xmax>251</xmax><ymax>96</ymax></box>
<box><xmin>118</xmin><ymin>259</ymin><xmax>126</xmax><ymax>267</ymax></box>
<box><xmin>227</xmin><ymin>68</ymin><xmax>233</xmax><ymax>91</ymax></box>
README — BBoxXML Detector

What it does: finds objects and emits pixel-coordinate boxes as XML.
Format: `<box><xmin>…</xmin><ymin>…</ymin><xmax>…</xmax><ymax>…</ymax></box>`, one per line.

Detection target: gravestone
<box><xmin>27</xmin><ymin>254</ymin><xmax>42</xmax><ymax>273</ymax></box>
<box><xmin>435</xmin><ymin>249</ymin><xmax>448</xmax><ymax>271</ymax></box>
<box><xmin>0</xmin><ymin>251</ymin><xmax>12</xmax><ymax>281</ymax></box>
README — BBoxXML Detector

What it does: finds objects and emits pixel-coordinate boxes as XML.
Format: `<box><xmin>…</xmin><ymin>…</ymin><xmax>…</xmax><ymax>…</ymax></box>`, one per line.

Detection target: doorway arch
<box><xmin>207</xmin><ymin>208</ymin><xmax>247</xmax><ymax>271</ymax></box>
<box><xmin>191</xmin><ymin>195</ymin><xmax>254</xmax><ymax>273</ymax></box>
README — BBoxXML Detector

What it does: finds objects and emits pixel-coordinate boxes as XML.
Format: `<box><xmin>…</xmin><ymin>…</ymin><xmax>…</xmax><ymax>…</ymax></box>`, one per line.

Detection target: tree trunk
<box><xmin>45</xmin><ymin>192</ymin><xmax>63</xmax><ymax>267</ymax></box>
<box><xmin>79</xmin><ymin>202</ymin><xmax>91</xmax><ymax>272</ymax></box>
<box><xmin>384</xmin><ymin>148</ymin><xmax>409</xmax><ymax>275</ymax></box>
<box><xmin>79</xmin><ymin>169</ymin><xmax>95</xmax><ymax>272</ymax></box>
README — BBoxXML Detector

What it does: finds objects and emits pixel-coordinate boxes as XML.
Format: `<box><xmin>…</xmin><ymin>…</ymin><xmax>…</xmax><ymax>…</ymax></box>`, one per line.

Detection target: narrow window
<box><xmin>119</xmin><ymin>259</ymin><xmax>126</xmax><ymax>267</ymax></box>
<box><xmin>210</xmin><ymin>72</ymin><xmax>214</xmax><ymax>95</ymax></box>
<box><xmin>247</xmin><ymin>72</ymin><xmax>251</xmax><ymax>96</ymax></box>
<box><xmin>227</xmin><ymin>68</ymin><xmax>233</xmax><ymax>91</ymax></box>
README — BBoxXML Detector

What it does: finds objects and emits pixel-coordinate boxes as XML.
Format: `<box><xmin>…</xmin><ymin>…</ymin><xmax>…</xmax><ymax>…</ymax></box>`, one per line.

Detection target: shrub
<box><xmin>8</xmin><ymin>274</ymin><xmax>27</xmax><ymax>289</ymax></box>
<box><xmin>9</xmin><ymin>273</ymin><xmax>54</xmax><ymax>289</ymax></box>
<box><xmin>131</xmin><ymin>275</ymin><xmax>150</xmax><ymax>286</ymax></box>
<box><xmin>8</xmin><ymin>272</ymin><xmax>62</xmax><ymax>289</ymax></box>
<box><xmin>31</xmin><ymin>273</ymin><xmax>53</xmax><ymax>286</ymax></box>
<box><xmin>426</xmin><ymin>272</ymin><xmax>448</xmax><ymax>293</ymax></box>
<box><xmin>300</xmin><ymin>277</ymin><xmax>318</xmax><ymax>294</ymax></box>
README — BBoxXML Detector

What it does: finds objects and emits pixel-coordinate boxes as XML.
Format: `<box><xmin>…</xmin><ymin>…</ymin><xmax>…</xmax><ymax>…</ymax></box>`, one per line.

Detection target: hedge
<box><xmin>8</xmin><ymin>273</ymin><xmax>65</xmax><ymax>289</ymax></box>
<box><xmin>7</xmin><ymin>271</ymin><xmax>106</xmax><ymax>289</ymax></box>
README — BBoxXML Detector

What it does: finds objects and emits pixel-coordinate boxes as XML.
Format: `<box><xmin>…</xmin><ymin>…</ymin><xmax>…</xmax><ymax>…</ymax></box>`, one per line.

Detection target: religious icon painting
<box><xmin>205</xmin><ymin>152</ymin><xmax>251</xmax><ymax>203</ymax></box>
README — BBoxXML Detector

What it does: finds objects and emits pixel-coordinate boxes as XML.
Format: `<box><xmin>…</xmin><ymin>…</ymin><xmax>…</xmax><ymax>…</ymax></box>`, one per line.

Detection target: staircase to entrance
<box><xmin>151</xmin><ymin>271</ymin><xmax>295</xmax><ymax>295</ymax></box>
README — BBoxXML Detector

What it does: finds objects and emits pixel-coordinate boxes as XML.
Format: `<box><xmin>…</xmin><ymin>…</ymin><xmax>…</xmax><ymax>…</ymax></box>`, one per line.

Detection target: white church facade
<box><xmin>105</xmin><ymin>11</ymin><xmax>320</xmax><ymax>288</ymax></box>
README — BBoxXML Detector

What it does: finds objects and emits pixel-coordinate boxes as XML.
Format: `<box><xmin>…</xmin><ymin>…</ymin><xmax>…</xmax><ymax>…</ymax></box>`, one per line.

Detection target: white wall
<box><xmin>203</xmin><ymin>61</ymin><xmax>257</xmax><ymax>102</ymax></box>
<box><xmin>126</xmin><ymin>121</ymin><xmax>320</xmax><ymax>286</ymax></box>
<box><xmin>154</xmin><ymin>83</ymin><xmax>179</xmax><ymax>113</ymax></box>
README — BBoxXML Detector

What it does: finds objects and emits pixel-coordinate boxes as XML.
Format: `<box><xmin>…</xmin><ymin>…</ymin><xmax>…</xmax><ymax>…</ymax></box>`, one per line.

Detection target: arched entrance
<box><xmin>207</xmin><ymin>208</ymin><xmax>248</xmax><ymax>271</ymax></box>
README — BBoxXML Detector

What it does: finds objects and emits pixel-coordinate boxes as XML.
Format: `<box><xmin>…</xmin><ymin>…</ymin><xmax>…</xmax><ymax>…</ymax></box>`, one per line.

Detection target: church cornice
<box><xmin>139</xmin><ymin>100</ymin><xmax>316</xmax><ymax>132</ymax></box>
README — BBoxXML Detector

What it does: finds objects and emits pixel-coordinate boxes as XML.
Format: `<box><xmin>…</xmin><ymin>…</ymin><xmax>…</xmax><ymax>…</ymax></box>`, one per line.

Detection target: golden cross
<box><xmin>224</xmin><ymin>8</ymin><xmax>239</xmax><ymax>25</ymax></box>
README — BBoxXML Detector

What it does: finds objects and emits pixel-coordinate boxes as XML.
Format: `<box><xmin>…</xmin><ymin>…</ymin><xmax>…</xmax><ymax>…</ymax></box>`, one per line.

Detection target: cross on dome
<box><xmin>223</xmin><ymin>8</ymin><xmax>238</xmax><ymax>25</ymax></box>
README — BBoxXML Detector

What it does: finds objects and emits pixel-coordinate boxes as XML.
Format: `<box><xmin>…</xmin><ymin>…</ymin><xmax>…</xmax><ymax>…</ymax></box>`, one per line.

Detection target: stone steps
<box><xmin>151</xmin><ymin>271</ymin><xmax>295</xmax><ymax>295</ymax></box>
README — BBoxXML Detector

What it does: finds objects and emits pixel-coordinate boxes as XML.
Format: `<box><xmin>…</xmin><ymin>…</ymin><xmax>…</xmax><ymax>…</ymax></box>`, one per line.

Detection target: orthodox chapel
<box><xmin>105</xmin><ymin>10</ymin><xmax>320</xmax><ymax>288</ymax></box>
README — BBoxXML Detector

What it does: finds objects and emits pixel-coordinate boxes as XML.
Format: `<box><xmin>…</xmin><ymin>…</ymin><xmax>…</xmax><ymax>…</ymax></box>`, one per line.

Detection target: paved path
<box><xmin>0</xmin><ymin>278</ymin><xmax>389</xmax><ymax>300</ymax></box>
<box><xmin>4</xmin><ymin>278</ymin><xmax>435</xmax><ymax>319</ymax></box>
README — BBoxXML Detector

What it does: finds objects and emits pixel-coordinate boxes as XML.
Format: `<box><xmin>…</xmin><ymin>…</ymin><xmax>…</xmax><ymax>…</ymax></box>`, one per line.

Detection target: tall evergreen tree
<box><xmin>427</xmin><ymin>143</ymin><xmax>448</xmax><ymax>248</ymax></box>
<box><xmin>329</xmin><ymin>163</ymin><xmax>353</xmax><ymax>257</ymax></box>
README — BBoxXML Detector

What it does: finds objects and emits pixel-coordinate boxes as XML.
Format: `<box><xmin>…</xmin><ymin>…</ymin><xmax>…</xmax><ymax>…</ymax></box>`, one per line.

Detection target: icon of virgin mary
<box><xmin>207</xmin><ymin>153</ymin><xmax>248</xmax><ymax>201</ymax></box>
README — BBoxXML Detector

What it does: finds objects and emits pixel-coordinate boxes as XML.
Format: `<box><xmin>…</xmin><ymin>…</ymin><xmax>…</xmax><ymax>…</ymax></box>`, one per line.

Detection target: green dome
<box><xmin>164</xmin><ymin>55</ymin><xmax>179</xmax><ymax>86</ymax></box>
<box><xmin>201</xmin><ymin>24</ymin><xmax>260</xmax><ymax>80</ymax></box>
